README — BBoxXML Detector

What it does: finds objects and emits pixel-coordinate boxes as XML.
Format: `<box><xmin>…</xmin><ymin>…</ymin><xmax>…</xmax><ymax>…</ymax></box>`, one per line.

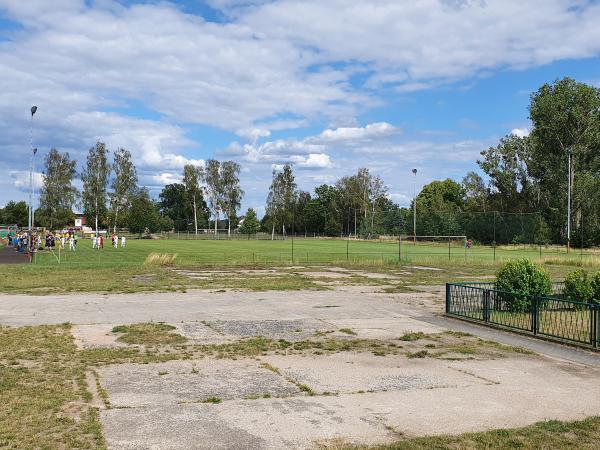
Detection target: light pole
<box><xmin>28</xmin><ymin>106</ymin><xmax>37</xmax><ymax>231</ymax></box>
<box><xmin>412</xmin><ymin>168</ymin><xmax>417</xmax><ymax>243</ymax></box>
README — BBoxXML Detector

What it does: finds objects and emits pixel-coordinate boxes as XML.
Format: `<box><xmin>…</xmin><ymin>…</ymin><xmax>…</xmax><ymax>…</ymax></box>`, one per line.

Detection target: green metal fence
<box><xmin>446</xmin><ymin>282</ymin><xmax>599</xmax><ymax>349</ymax></box>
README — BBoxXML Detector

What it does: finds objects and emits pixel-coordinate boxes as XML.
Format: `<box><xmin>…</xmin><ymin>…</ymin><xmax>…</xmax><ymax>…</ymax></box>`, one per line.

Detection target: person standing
<box><xmin>121</xmin><ymin>235</ymin><xmax>126</xmax><ymax>248</ymax></box>
<box><xmin>92</xmin><ymin>235</ymin><xmax>97</xmax><ymax>249</ymax></box>
<box><xmin>69</xmin><ymin>236</ymin><xmax>75</xmax><ymax>252</ymax></box>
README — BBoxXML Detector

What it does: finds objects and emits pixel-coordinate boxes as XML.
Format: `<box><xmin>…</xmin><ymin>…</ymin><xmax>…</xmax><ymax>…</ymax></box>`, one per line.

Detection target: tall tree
<box><xmin>110</xmin><ymin>148</ymin><xmax>138</xmax><ymax>233</ymax></box>
<box><xmin>204</xmin><ymin>159</ymin><xmax>222</xmax><ymax>235</ymax></box>
<box><xmin>159</xmin><ymin>183</ymin><xmax>190</xmax><ymax>231</ymax></box>
<box><xmin>220</xmin><ymin>161</ymin><xmax>244</xmax><ymax>236</ymax></box>
<box><xmin>182</xmin><ymin>164</ymin><xmax>204</xmax><ymax>235</ymax></box>
<box><xmin>127</xmin><ymin>188</ymin><xmax>160</xmax><ymax>236</ymax></box>
<box><xmin>38</xmin><ymin>148</ymin><xmax>78</xmax><ymax>229</ymax></box>
<box><xmin>81</xmin><ymin>142</ymin><xmax>111</xmax><ymax>235</ymax></box>
<box><xmin>266</xmin><ymin>164</ymin><xmax>297</xmax><ymax>238</ymax></box>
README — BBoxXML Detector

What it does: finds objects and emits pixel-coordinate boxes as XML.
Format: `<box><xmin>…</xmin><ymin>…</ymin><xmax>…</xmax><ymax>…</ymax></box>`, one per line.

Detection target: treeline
<box><xmin>3</xmin><ymin>77</ymin><xmax>598</xmax><ymax>244</ymax></box>
<box><xmin>416</xmin><ymin>77</ymin><xmax>600</xmax><ymax>247</ymax></box>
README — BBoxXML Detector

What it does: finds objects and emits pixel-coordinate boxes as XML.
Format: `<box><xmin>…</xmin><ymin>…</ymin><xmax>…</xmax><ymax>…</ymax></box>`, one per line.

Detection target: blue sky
<box><xmin>1</xmin><ymin>0</ymin><xmax>600</xmax><ymax>216</ymax></box>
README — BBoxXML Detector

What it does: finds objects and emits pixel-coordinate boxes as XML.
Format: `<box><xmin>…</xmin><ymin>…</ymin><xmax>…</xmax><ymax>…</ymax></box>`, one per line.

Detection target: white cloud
<box><xmin>290</xmin><ymin>153</ymin><xmax>332</xmax><ymax>169</ymax></box>
<box><xmin>510</xmin><ymin>127</ymin><xmax>530</xmax><ymax>138</ymax></box>
<box><xmin>310</xmin><ymin>122</ymin><xmax>399</xmax><ymax>145</ymax></box>
<box><xmin>10</xmin><ymin>170</ymin><xmax>44</xmax><ymax>192</ymax></box>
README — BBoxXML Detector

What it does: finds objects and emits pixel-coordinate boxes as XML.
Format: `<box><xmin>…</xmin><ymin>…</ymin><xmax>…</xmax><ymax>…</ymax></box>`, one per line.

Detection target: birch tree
<box><xmin>81</xmin><ymin>142</ymin><xmax>110</xmax><ymax>236</ymax></box>
<box><xmin>110</xmin><ymin>148</ymin><xmax>138</xmax><ymax>233</ymax></box>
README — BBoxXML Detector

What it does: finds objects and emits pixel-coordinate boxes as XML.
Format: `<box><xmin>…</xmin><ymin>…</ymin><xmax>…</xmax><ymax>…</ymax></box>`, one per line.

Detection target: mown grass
<box><xmin>330</xmin><ymin>416</ymin><xmax>600</xmax><ymax>449</ymax></box>
<box><xmin>1</xmin><ymin>237</ymin><xmax>598</xmax><ymax>294</ymax></box>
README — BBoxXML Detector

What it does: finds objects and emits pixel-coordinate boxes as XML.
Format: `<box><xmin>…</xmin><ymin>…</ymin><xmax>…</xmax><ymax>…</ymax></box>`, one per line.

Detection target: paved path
<box><xmin>0</xmin><ymin>245</ymin><xmax>30</xmax><ymax>264</ymax></box>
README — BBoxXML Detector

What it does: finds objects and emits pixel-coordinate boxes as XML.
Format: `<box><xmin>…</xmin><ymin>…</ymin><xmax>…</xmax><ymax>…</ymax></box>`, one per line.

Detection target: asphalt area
<box><xmin>0</xmin><ymin>245</ymin><xmax>30</xmax><ymax>264</ymax></box>
<box><xmin>1</xmin><ymin>266</ymin><xmax>599</xmax><ymax>449</ymax></box>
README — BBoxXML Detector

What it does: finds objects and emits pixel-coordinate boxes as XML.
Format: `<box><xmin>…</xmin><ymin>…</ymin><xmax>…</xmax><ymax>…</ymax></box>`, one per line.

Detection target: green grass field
<box><xmin>1</xmin><ymin>237</ymin><xmax>598</xmax><ymax>295</ymax></box>
<box><xmin>27</xmin><ymin>237</ymin><xmax>600</xmax><ymax>268</ymax></box>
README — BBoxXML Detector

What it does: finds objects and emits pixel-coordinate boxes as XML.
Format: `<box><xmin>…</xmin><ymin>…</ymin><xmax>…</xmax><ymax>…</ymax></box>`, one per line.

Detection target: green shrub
<box><xmin>564</xmin><ymin>269</ymin><xmax>594</xmax><ymax>304</ymax></box>
<box><xmin>588</xmin><ymin>271</ymin><xmax>600</xmax><ymax>305</ymax></box>
<box><xmin>496</xmin><ymin>259</ymin><xmax>552</xmax><ymax>312</ymax></box>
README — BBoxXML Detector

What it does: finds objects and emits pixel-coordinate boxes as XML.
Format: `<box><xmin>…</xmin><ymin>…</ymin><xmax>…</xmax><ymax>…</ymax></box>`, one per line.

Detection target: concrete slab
<box><xmin>71</xmin><ymin>324</ymin><xmax>126</xmax><ymax>349</ymax></box>
<box><xmin>262</xmin><ymin>352</ymin><xmax>490</xmax><ymax>394</ymax></box>
<box><xmin>99</xmin><ymin>355</ymin><xmax>600</xmax><ymax>450</ymax></box>
<box><xmin>98</xmin><ymin>359</ymin><xmax>301</xmax><ymax>408</ymax></box>
<box><xmin>174</xmin><ymin>321</ymin><xmax>232</xmax><ymax>344</ymax></box>
<box><xmin>323</xmin><ymin>317</ymin><xmax>443</xmax><ymax>339</ymax></box>
<box><xmin>206</xmin><ymin>319</ymin><xmax>331</xmax><ymax>341</ymax></box>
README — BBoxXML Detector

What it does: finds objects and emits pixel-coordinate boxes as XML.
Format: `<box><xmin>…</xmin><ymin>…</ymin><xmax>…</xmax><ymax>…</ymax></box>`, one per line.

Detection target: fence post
<box><xmin>483</xmin><ymin>289</ymin><xmax>490</xmax><ymax>323</ymax></box>
<box><xmin>531</xmin><ymin>295</ymin><xmax>540</xmax><ymax>334</ymax></box>
<box><xmin>448</xmin><ymin>239</ymin><xmax>451</xmax><ymax>261</ymax></box>
<box><xmin>445</xmin><ymin>283</ymin><xmax>451</xmax><ymax>314</ymax></box>
<box><xmin>591</xmin><ymin>305</ymin><xmax>598</xmax><ymax>349</ymax></box>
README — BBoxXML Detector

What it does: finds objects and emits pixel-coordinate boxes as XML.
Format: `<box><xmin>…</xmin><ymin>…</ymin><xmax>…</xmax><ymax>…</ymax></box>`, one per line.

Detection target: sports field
<box><xmin>29</xmin><ymin>236</ymin><xmax>600</xmax><ymax>268</ymax></box>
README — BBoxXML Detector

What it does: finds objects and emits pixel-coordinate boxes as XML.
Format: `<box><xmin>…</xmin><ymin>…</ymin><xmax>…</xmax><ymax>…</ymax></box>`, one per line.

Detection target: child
<box><xmin>69</xmin><ymin>236</ymin><xmax>75</xmax><ymax>252</ymax></box>
<box><xmin>114</xmin><ymin>235</ymin><xmax>118</xmax><ymax>248</ymax></box>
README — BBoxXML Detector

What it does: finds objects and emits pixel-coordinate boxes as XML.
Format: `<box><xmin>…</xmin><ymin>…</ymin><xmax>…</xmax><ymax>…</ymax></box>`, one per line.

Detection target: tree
<box><xmin>38</xmin><ymin>148</ymin><xmax>78</xmax><ymax>229</ymax></box>
<box><xmin>204</xmin><ymin>159</ymin><xmax>222</xmax><ymax>235</ymax></box>
<box><xmin>239</xmin><ymin>208</ymin><xmax>261</xmax><ymax>234</ymax></box>
<box><xmin>478</xmin><ymin>135</ymin><xmax>533</xmax><ymax>212</ymax></box>
<box><xmin>462</xmin><ymin>171</ymin><xmax>488</xmax><ymax>212</ymax></box>
<box><xmin>110</xmin><ymin>148</ymin><xmax>138</xmax><ymax>233</ymax></box>
<box><xmin>159</xmin><ymin>183</ymin><xmax>191</xmax><ymax>231</ymax></box>
<box><xmin>127</xmin><ymin>188</ymin><xmax>161</xmax><ymax>236</ymax></box>
<box><xmin>528</xmin><ymin>77</ymin><xmax>600</xmax><ymax>243</ymax></box>
<box><xmin>266</xmin><ymin>164</ymin><xmax>297</xmax><ymax>238</ymax></box>
<box><xmin>81</xmin><ymin>142</ymin><xmax>110</xmax><ymax>235</ymax></box>
<box><xmin>220</xmin><ymin>161</ymin><xmax>244</xmax><ymax>236</ymax></box>
<box><xmin>2</xmin><ymin>201</ymin><xmax>28</xmax><ymax>227</ymax></box>
<box><xmin>182</xmin><ymin>164</ymin><xmax>206</xmax><ymax>235</ymax></box>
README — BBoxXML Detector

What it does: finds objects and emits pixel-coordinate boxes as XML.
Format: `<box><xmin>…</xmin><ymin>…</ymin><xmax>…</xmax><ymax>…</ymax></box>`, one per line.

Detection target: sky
<box><xmin>1</xmin><ymin>0</ymin><xmax>600</xmax><ymax>216</ymax></box>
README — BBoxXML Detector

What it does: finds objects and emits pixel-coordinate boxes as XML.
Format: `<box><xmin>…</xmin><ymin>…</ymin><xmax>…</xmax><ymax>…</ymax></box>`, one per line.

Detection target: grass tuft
<box><xmin>144</xmin><ymin>253</ymin><xmax>178</xmax><ymax>267</ymax></box>
<box><xmin>111</xmin><ymin>323</ymin><xmax>187</xmax><ymax>345</ymax></box>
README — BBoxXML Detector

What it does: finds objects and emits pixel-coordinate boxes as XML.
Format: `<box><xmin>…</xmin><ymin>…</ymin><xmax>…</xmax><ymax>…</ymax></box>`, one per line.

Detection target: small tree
<box><xmin>239</xmin><ymin>208</ymin><xmax>261</xmax><ymax>234</ymax></box>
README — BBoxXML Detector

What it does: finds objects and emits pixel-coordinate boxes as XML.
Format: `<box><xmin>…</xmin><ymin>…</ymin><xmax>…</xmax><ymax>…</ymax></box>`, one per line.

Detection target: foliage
<box><xmin>220</xmin><ymin>161</ymin><xmax>244</xmax><ymax>235</ymax></box>
<box><xmin>564</xmin><ymin>269</ymin><xmax>594</xmax><ymax>304</ymax></box>
<box><xmin>239</xmin><ymin>208</ymin><xmax>261</xmax><ymax>234</ymax></box>
<box><xmin>81</xmin><ymin>142</ymin><xmax>111</xmax><ymax>231</ymax></box>
<box><xmin>127</xmin><ymin>188</ymin><xmax>162</xmax><ymax>235</ymax></box>
<box><xmin>182</xmin><ymin>164</ymin><xmax>209</xmax><ymax>233</ymax></box>
<box><xmin>266</xmin><ymin>164</ymin><xmax>297</xmax><ymax>235</ymax></box>
<box><xmin>109</xmin><ymin>148</ymin><xmax>138</xmax><ymax>233</ymax></box>
<box><xmin>38</xmin><ymin>148</ymin><xmax>79</xmax><ymax>229</ymax></box>
<box><xmin>496</xmin><ymin>259</ymin><xmax>552</xmax><ymax>312</ymax></box>
<box><xmin>1</xmin><ymin>200</ymin><xmax>30</xmax><ymax>227</ymax></box>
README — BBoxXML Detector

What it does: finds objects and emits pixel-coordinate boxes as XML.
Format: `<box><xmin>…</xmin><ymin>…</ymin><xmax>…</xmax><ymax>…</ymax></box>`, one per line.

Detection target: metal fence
<box><xmin>446</xmin><ymin>282</ymin><xmax>599</xmax><ymax>349</ymax></box>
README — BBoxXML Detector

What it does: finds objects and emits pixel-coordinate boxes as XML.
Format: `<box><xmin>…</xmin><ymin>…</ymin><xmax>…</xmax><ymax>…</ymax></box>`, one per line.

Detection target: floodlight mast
<box><xmin>28</xmin><ymin>106</ymin><xmax>37</xmax><ymax>231</ymax></box>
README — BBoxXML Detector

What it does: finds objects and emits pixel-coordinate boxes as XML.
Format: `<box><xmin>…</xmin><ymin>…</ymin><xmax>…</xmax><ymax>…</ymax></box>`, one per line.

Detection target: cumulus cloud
<box><xmin>510</xmin><ymin>127</ymin><xmax>530</xmax><ymax>138</ymax></box>
<box><xmin>10</xmin><ymin>171</ymin><xmax>44</xmax><ymax>192</ymax></box>
<box><xmin>310</xmin><ymin>122</ymin><xmax>399</xmax><ymax>145</ymax></box>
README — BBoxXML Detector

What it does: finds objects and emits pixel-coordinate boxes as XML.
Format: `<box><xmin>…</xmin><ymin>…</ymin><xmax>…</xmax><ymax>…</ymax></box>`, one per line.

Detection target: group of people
<box><xmin>5</xmin><ymin>229</ymin><xmax>128</xmax><ymax>254</ymax></box>
<box><xmin>92</xmin><ymin>233</ymin><xmax>126</xmax><ymax>249</ymax></box>
<box><xmin>44</xmin><ymin>231</ymin><xmax>78</xmax><ymax>251</ymax></box>
<box><xmin>7</xmin><ymin>232</ymin><xmax>38</xmax><ymax>253</ymax></box>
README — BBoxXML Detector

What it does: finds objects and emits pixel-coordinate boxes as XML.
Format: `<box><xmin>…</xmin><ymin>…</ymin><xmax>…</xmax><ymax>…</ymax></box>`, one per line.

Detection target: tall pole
<box><xmin>567</xmin><ymin>148</ymin><xmax>572</xmax><ymax>254</ymax></box>
<box><xmin>28</xmin><ymin>106</ymin><xmax>37</xmax><ymax>231</ymax></box>
<box><xmin>412</xmin><ymin>168</ymin><xmax>417</xmax><ymax>243</ymax></box>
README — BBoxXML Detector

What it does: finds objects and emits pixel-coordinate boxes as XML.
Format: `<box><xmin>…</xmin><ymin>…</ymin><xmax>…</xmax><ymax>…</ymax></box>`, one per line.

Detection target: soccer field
<box><xmin>29</xmin><ymin>237</ymin><xmax>600</xmax><ymax>268</ymax></box>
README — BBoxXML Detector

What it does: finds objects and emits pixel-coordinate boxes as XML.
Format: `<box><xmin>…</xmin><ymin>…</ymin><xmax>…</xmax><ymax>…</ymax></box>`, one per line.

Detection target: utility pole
<box><xmin>412</xmin><ymin>168</ymin><xmax>417</xmax><ymax>243</ymax></box>
<box><xmin>28</xmin><ymin>106</ymin><xmax>37</xmax><ymax>230</ymax></box>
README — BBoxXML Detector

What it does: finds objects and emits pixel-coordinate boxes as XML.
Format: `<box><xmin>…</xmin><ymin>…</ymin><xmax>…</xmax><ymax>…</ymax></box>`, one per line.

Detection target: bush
<box><xmin>564</xmin><ymin>269</ymin><xmax>594</xmax><ymax>304</ymax></box>
<box><xmin>496</xmin><ymin>259</ymin><xmax>552</xmax><ymax>312</ymax></box>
